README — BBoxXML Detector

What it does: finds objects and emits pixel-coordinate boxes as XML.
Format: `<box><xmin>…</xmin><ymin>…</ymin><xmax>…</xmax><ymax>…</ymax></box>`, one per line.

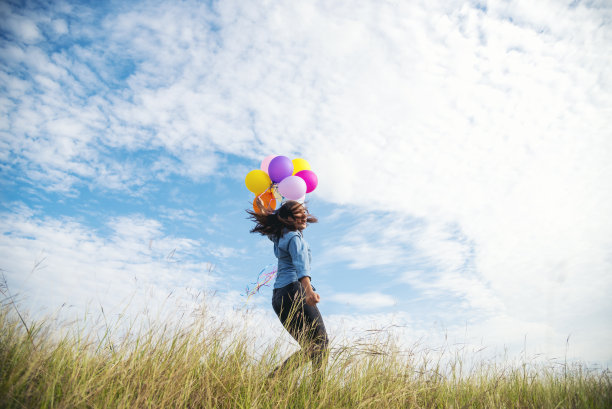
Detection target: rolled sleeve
<box><xmin>288</xmin><ymin>234</ymin><xmax>310</xmax><ymax>280</ymax></box>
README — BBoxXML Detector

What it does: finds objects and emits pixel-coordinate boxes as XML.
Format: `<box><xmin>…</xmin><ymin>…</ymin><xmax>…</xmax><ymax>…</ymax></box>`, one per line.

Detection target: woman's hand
<box><xmin>299</xmin><ymin>276</ymin><xmax>320</xmax><ymax>306</ymax></box>
<box><xmin>305</xmin><ymin>290</ymin><xmax>320</xmax><ymax>306</ymax></box>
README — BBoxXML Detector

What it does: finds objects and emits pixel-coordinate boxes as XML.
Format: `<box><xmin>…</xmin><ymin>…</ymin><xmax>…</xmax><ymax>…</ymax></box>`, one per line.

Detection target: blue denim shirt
<box><xmin>272</xmin><ymin>229</ymin><xmax>311</xmax><ymax>289</ymax></box>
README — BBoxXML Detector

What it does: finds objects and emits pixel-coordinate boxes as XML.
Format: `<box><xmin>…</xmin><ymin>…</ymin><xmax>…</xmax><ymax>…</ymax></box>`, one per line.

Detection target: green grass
<box><xmin>0</xmin><ymin>299</ymin><xmax>610</xmax><ymax>409</ymax></box>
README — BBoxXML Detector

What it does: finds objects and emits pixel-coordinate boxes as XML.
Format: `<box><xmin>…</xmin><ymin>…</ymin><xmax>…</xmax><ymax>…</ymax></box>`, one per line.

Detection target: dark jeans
<box><xmin>271</xmin><ymin>281</ymin><xmax>329</xmax><ymax>375</ymax></box>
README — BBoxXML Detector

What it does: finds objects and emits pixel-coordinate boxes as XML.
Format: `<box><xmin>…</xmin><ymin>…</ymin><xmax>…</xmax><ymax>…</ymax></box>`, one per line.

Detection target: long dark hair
<box><xmin>247</xmin><ymin>199</ymin><xmax>318</xmax><ymax>240</ymax></box>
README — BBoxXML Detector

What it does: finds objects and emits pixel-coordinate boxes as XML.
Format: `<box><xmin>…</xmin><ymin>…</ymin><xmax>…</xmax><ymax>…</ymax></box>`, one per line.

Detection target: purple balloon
<box><xmin>268</xmin><ymin>156</ymin><xmax>293</xmax><ymax>183</ymax></box>
<box><xmin>278</xmin><ymin>176</ymin><xmax>307</xmax><ymax>200</ymax></box>
<box><xmin>295</xmin><ymin>170</ymin><xmax>318</xmax><ymax>193</ymax></box>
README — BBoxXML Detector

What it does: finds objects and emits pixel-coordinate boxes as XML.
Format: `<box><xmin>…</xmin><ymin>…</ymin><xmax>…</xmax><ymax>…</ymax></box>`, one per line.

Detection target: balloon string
<box><xmin>256</xmin><ymin>184</ymin><xmax>272</xmax><ymax>199</ymax></box>
<box><xmin>243</xmin><ymin>264</ymin><xmax>277</xmax><ymax>301</ymax></box>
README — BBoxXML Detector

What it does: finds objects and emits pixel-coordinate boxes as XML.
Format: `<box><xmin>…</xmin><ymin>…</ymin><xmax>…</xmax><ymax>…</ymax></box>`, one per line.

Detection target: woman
<box><xmin>247</xmin><ymin>199</ymin><xmax>329</xmax><ymax>377</ymax></box>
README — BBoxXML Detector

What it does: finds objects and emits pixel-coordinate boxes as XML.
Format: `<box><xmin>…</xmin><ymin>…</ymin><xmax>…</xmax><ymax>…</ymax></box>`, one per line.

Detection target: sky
<box><xmin>1</xmin><ymin>0</ymin><xmax>611</xmax><ymax>366</ymax></box>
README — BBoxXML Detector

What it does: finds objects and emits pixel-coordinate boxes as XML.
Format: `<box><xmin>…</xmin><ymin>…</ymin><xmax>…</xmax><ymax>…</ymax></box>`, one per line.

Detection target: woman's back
<box><xmin>273</xmin><ymin>229</ymin><xmax>311</xmax><ymax>289</ymax></box>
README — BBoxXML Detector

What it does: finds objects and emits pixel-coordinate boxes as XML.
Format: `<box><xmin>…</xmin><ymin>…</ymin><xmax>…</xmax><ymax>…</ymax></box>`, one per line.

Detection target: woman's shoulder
<box><xmin>283</xmin><ymin>229</ymin><xmax>301</xmax><ymax>237</ymax></box>
<box><xmin>279</xmin><ymin>229</ymin><xmax>302</xmax><ymax>246</ymax></box>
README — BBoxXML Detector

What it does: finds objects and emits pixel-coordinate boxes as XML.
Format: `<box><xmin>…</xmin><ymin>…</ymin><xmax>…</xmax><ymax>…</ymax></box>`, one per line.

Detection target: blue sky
<box><xmin>1</xmin><ymin>0</ymin><xmax>611</xmax><ymax>365</ymax></box>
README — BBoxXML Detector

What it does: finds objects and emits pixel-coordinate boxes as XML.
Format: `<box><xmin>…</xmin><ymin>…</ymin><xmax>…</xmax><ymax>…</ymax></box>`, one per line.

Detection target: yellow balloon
<box><xmin>292</xmin><ymin>158</ymin><xmax>311</xmax><ymax>175</ymax></box>
<box><xmin>245</xmin><ymin>170</ymin><xmax>271</xmax><ymax>194</ymax></box>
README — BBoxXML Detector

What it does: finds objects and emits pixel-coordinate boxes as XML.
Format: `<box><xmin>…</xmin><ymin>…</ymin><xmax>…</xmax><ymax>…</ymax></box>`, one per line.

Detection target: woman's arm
<box><xmin>299</xmin><ymin>276</ymin><xmax>320</xmax><ymax>306</ymax></box>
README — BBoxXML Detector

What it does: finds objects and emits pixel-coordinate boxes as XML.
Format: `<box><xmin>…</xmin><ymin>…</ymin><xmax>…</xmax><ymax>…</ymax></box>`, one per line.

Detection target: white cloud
<box><xmin>0</xmin><ymin>206</ymin><xmax>216</xmax><ymax>319</ymax></box>
<box><xmin>321</xmin><ymin>213</ymin><xmax>472</xmax><ymax>274</ymax></box>
<box><xmin>51</xmin><ymin>19</ymin><xmax>68</xmax><ymax>35</ymax></box>
<box><xmin>206</xmin><ymin>244</ymin><xmax>243</xmax><ymax>260</ymax></box>
<box><xmin>2</xmin><ymin>15</ymin><xmax>42</xmax><ymax>44</ymax></box>
<box><xmin>329</xmin><ymin>291</ymin><xmax>397</xmax><ymax>310</ymax></box>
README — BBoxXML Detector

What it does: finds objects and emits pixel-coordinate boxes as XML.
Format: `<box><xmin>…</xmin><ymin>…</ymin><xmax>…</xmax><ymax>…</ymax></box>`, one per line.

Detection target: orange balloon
<box><xmin>253</xmin><ymin>190</ymin><xmax>277</xmax><ymax>213</ymax></box>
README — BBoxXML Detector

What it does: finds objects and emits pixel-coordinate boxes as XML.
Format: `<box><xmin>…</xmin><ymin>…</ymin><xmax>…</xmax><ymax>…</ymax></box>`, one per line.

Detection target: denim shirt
<box><xmin>272</xmin><ymin>229</ymin><xmax>311</xmax><ymax>289</ymax></box>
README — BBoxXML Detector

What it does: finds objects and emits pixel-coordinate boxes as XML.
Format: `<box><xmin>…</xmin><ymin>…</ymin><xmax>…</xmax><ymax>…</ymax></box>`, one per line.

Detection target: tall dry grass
<box><xmin>0</xmin><ymin>286</ymin><xmax>610</xmax><ymax>408</ymax></box>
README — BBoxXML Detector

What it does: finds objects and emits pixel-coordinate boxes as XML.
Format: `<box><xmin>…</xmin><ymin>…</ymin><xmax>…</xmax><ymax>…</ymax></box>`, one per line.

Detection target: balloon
<box><xmin>292</xmin><ymin>158</ymin><xmax>311</xmax><ymax>175</ymax></box>
<box><xmin>245</xmin><ymin>170</ymin><xmax>271</xmax><ymax>194</ymax></box>
<box><xmin>260</xmin><ymin>155</ymin><xmax>277</xmax><ymax>174</ymax></box>
<box><xmin>268</xmin><ymin>156</ymin><xmax>294</xmax><ymax>183</ymax></box>
<box><xmin>253</xmin><ymin>190</ymin><xmax>277</xmax><ymax>213</ymax></box>
<box><xmin>277</xmin><ymin>175</ymin><xmax>307</xmax><ymax>200</ymax></box>
<box><xmin>295</xmin><ymin>170</ymin><xmax>318</xmax><ymax>193</ymax></box>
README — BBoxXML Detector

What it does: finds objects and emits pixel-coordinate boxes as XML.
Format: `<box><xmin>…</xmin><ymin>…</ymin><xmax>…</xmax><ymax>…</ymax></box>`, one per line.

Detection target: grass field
<box><xmin>1</xmin><ymin>292</ymin><xmax>610</xmax><ymax>409</ymax></box>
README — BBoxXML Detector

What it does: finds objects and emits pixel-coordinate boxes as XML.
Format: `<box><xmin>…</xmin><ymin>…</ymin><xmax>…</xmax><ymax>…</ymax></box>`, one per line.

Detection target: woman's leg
<box><xmin>299</xmin><ymin>301</ymin><xmax>329</xmax><ymax>371</ymax></box>
<box><xmin>271</xmin><ymin>282</ymin><xmax>329</xmax><ymax>375</ymax></box>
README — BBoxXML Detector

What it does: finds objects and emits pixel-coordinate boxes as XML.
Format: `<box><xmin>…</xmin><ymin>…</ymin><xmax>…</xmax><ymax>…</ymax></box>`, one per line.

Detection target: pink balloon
<box><xmin>260</xmin><ymin>155</ymin><xmax>277</xmax><ymax>174</ymax></box>
<box><xmin>295</xmin><ymin>170</ymin><xmax>318</xmax><ymax>193</ymax></box>
<box><xmin>277</xmin><ymin>176</ymin><xmax>307</xmax><ymax>200</ymax></box>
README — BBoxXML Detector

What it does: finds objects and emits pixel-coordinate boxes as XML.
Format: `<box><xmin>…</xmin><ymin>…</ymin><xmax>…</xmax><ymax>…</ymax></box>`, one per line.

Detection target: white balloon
<box><xmin>277</xmin><ymin>176</ymin><xmax>307</xmax><ymax>200</ymax></box>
